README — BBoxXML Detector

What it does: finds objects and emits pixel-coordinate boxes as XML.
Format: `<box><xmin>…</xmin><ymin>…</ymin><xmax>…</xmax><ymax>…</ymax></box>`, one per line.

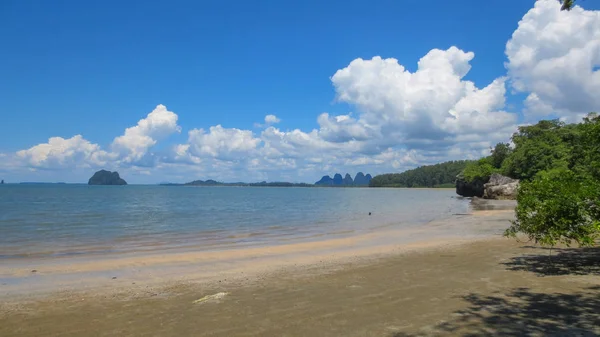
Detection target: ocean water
<box><xmin>0</xmin><ymin>185</ymin><xmax>469</xmax><ymax>258</ymax></box>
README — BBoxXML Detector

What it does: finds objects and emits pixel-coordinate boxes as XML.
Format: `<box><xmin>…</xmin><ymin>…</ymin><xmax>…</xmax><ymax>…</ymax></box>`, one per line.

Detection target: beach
<box><xmin>2</xmin><ymin>207</ymin><xmax>598</xmax><ymax>336</ymax></box>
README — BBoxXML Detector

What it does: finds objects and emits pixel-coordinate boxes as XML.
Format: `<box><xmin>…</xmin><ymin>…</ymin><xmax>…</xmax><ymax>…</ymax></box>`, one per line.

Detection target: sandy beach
<box><xmin>1</xmin><ymin>209</ymin><xmax>599</xmax><ymax>336</ymax></box>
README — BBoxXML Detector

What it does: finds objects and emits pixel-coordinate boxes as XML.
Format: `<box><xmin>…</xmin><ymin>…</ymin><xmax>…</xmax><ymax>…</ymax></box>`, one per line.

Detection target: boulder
<box><xmin>483</xmin><ymin>173</ymin><xmax>519</xmax><ymax>200</ymax></box>
<box><xmin>455</xmin><ymin>173</ymin><xmax>488</xmax><ymax>198</ymax></box>
<box><xmin>88</xmin><ymin>170</ymin><xmax>127</xmax><ymax>185</ymax></box>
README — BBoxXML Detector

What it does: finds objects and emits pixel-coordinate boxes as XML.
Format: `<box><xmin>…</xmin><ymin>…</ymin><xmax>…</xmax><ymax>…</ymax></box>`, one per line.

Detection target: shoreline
<box><xmin>1</xmin><ymin>209</ymin><xmax>513</xmax><ymax>303</ymax></box>
<box><xmin>2</xmin><ymin>217</ymin><xmax>598</xmax><ymax>336</ymax></box>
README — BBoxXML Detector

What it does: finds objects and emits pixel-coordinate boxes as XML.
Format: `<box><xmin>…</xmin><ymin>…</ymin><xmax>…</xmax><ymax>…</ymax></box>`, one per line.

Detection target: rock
<box><xmin>343</xmin><ymin>173</ymin><xmax>354</xmax><ymax>186</ymax></box>
<box><xmin>315</xmin><ymin>175</ymin><xmax>334</xmax><ymax>186</ymax></box>
<box><xmin>455</xmin><ymin>172</ymin><xmax>488</xmax><ymax>198</ymax></box>
<box><xmin>0</xmin><ymin>179</ymin><xmax>4</xmax><ymax>184</ymax></box>
<box><xmin>483</xmin><ymin>173</ymin><xmax>519</xmax><ymax>200</ymax></box>
<box><xmin>88</xmin><ymin>170</ymin><xmax>127</xmax><ymax>185</ymax></box>
<box><xmin>193</xmin><ymin>292</ymin><xmax>228</xmax><ymax>304</ymax></box>
<box><xmin>333</xmin><ymin>173</ymin><xmax>343</xmax><ymax>186</ymax></box>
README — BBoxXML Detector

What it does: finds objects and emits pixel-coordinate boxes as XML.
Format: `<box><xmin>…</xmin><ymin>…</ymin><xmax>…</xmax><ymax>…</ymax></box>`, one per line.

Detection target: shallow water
<box><xmin>0</xmin><ymin>185</ymin><xmax>469</xmax><ymax>258</ymax></box>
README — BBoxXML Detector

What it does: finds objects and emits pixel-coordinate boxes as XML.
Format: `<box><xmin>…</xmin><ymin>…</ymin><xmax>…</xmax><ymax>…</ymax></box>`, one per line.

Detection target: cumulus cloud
<box><xmin>16</xmin><ymin>135</ymin><xmax>114</xmax><ymax>169</ymax></box>
<box><xmin>264</xmin><ymin>114</ymin><xmax>281</xmax><ymax>124</ymax></box>
<box><xmin>506</xmin><ymin>0</ymin><xmax>600</xmax><ymax>120</ymax></box>
<box><xmin>184</xmin><ymin>125</ymin><xmax>261</xmax><ymax>160</ymax></box>
<box><xmin>254</xmin><ymin>114</ymin><xmax>282</xmax><ymax>128</ymax></box>
<box><xmin>331</xmin><ymin>47</ymin><xmax>517</xmax><ymax>145</ymax></box>
<box><xmin>112</xmin><ymin>104</ymin><xmax>181</xmax><ymax>163</ymax></box>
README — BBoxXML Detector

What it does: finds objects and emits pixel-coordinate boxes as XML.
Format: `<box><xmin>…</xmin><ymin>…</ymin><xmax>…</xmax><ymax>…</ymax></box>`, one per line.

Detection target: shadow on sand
<box><xmin>392</xmin><ymin>247</ymin><xmax>600</xmax><ymax>336</ymax></box>
<box><xmin>393</xmin><ymin>286</ymin><xmax>600</xmax><ymax>336</ymax></box>
<box><xmin>504</xmin><ymin>246</ymin><xmax>600</xmax><ymax>276</ymax></box>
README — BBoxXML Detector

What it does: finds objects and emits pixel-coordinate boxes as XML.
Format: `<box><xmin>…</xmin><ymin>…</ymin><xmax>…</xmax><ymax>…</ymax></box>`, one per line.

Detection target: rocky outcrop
<box><xmin>455</xmin><ymin>173</ymin><xmax>488</xmax><ymax>197</ymax></box>
<box><xmin>483</xmin><ymin>173</ymin><xmax>519</xmax><ymax>200</ymax></box>
<box><xmin>315</xmin><ymin>175</ymin><xmax>334</xmax><ymax>186</ymax></box>
<box><xmin>353</xmin><ymin>172</ymin><xmax>372</xmax><ymax>186</ymax></box>
<box><xmin>88</xmin><ymin>170</ymin><xmax>127</xmax><ymax>185</ymax></box>
<box><xmin>343</xmin><ymin>173</ymin><xmax>354</xmax><ymax>186</ymax></box>
<box><xmin>315</xmin><ymin>172</ymin><xmax>372</xmax><ymax>186</ymax></box>
<box><xmin>0</xmin><ymin>179</ymin><xmax>3</xmax><ymax>184</ymax></box>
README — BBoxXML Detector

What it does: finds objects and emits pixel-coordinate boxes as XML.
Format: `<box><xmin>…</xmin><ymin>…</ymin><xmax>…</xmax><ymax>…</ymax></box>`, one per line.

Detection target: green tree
<box><xmin>505</xmin><ymin>169</ymin><xmax>600</xmax><ymax>247</ymax></box>
<box><xmin>505</xmin><ymin>113</ymin><xmax>600</xmax><ymax>247</ymax></box>
<box><xmin>502</xmin><ymin>119</ymin><xmax>576</xmax><ymax>180</ymax></box>
<box><xmin>370</xmin><ymin>160</ymin><xmax>473</xmax><ymax>188</ymax></box>
<box><xmin>490</xmin><ymin>142</ymin><xmax>511</xmax><ymax>169</ymax></box>
<box><xmin>560</xmin><ymin>0</ymin><xmax>576</xmax><ymax>11</ymax></box>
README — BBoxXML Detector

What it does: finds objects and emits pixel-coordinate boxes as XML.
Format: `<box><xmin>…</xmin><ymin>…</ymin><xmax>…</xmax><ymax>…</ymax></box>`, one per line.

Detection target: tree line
<box><xmin>369</xmin><ymin>160</ymin><xmax>473</xmax><ymax>188</ymax></box>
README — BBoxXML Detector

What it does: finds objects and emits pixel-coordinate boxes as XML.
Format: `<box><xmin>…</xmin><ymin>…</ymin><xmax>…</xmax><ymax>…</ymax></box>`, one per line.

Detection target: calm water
<box><xmin>0</xmin><ymin>185</ymin><xmax>468</xmax><ymax>258</ymax></box>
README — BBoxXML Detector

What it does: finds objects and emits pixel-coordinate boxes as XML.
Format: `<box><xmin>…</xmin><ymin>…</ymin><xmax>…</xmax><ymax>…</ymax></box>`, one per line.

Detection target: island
<box><xmin>160</xmin><ymin>173</ymin><xmax>372</xmax><ymax>187</ymax></box>
<box><xmin>314</xmin><ymin>172</ymin><xmax>372</xmax><ymax>186</ymax></box>
<box><xmin>88</xmin><ymin>170</ymin><xmax>127</xmax><ymax>185</ymax></box>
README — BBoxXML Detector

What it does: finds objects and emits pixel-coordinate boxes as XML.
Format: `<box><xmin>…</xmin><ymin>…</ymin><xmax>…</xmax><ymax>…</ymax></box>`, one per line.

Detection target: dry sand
<box><xmin>1</xmin><ymin>210</ymin><xmax>599</xmax><ymax>336</ymax></box>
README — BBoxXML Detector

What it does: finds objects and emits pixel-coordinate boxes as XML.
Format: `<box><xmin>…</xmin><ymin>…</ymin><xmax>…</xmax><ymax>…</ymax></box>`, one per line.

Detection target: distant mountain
<box><xmin>163</xmin><ymin>179</ymin><xmax>314</xmax><ymax>187</ymax></box>
<box><xmin>314</xmin><ymin>172</ymin><xmax>372</xmax><ymax>187</ymax></box>
<box><xmin>315</xmin><ymin>175</ymin><xmax>334</xmax><ymax>186</ymax></box>
<box><xmin>185</xmin><ymin>179</ymin><xmax>220</xmax><ymax>186</ymax></box>
<box><xmin>353</xmin><ymin>172</ymin><xmax>372</xmax><ymax>186</ymax></box>
<box><xmin>343</xmin><ymin>173</ymin><xmax>353</xmax><ymax>185</ymax></box>
<box><xmin>333</xmin><ymin>173</ymin><xmax>343</xmax><ymax>185</ymax></box>
<box><xmin>88</xmin><ymin>170</ymin><xmax>127</xmax><ymax>185</ymax></box>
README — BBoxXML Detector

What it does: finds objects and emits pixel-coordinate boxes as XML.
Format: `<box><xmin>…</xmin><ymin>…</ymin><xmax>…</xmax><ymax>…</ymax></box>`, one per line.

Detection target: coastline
<box><xmin>2</xmin><ymin>207</ymin><xmax>598</xmax><ymax>336</ymax></box>
<box><xmin>0</xmin><ymin>208</ymin><xmax>511</xmax><ymax>302</ymax></box>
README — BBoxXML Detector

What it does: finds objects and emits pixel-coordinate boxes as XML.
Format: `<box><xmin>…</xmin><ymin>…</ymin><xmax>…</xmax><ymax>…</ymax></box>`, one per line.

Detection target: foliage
<box><xmin>504</xmin><ymin>113</ymin><xmax>600</xmax><ymax>247</ymax></box>
<box><xmin>369</xmin><ymin>160</ymin><xmax>472</xmax><ymax>188</ymax></box>
<box><xmin>462</xmin><ymin>157</ymin><xmax>497</xmax><ymax>183</ymax></box>
<box><xmin>560</xmin><ymin>0</ymin><xmax>575</xmax><ymax>11</ymax></box>
<box><xmin>505</xmin><ymin>169</ymin><xmax>600</xmax><ymax>247</ymax></box>
<box><xmin>490</xmin><ymin>143</ymin><xmax>512</xmax><ymax>169</ymax></box>
<box><xmin>502</xmin><ymin>119</ymin><xmax>578</xmax><ymax>180</ymax></box>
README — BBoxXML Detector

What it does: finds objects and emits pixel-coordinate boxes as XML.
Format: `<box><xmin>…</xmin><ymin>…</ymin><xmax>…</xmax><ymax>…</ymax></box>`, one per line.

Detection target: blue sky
<box><xmin>1</xmin><ymin>0</ymin><xmax>600</xmax><ymax>183</ymax></box>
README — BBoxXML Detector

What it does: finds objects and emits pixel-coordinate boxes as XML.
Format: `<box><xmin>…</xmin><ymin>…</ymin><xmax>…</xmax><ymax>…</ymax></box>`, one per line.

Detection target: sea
<box><xmin>0</xmin><ymin>185</ymin><xmax>471</xmax><ymax>259</ymax></box>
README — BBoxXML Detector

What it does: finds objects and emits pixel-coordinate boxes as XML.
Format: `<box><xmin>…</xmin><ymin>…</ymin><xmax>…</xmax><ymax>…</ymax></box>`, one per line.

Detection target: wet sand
<box><xmin>1</xmin><ymin>210</ymin><xmax>599</xmax><ymax>336</ymax></box>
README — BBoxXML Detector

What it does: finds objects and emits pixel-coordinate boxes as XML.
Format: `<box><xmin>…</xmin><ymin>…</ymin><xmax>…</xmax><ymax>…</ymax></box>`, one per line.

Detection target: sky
<box><xmin>1</xmin><ymin>0</ymin><xmax>600</xmax><ymax>184</ymax></box>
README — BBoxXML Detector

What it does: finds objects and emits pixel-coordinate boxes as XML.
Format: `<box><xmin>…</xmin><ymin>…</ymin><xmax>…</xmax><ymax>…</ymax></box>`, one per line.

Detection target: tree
<box><xmin>490</xmin><ymin>143</ymin><xmax>511</xmax><ymax>169</ymax></box>
<box><xmin>560</xmin><ymin>0</ymin><xmax>576</xmax><ymax>11</ymax></box>
<box><xmin>505</xmin><ymin>113</ymin><xmax>600</xmax><ymax>247</ymax></box>
<box><xmin>505</xmin><ymin>169</ymin><xmax>600</xmax><ymax>247</ymax></box>
<box><xmin>369</xmin><ymin>160</ymin><xmax>472</xmax><ymax>188</ymax></box>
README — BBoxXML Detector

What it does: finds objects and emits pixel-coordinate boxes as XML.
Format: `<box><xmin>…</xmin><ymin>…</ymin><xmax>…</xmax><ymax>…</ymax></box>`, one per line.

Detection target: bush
<box><xmin>462</xmin><ymin>158</ymin><xmax>496</xmax><ymax>183</ymax></box>
<box><xmin>505</xmin><ymin>169</ymin><xmax>600</xmax><ymax>247</ymax></box>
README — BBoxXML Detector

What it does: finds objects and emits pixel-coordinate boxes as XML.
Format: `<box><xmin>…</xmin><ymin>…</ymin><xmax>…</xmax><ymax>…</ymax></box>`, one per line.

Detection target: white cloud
<box><xmin>184</xmin><ymin>125</ymin><xmax>261</xmax><ymax>160</ymax></box>
<box><xmin>112</xmin><ymin>104</ymin><xmax>181</xmax><ymax>163</ymax></box>
<box><xmin>331</xmin><ymin>47</ymin><xmax>517</xmax><ymax>143</ymax></box>
<box><xmin>264</xmin><ymin>114</ymin><xmax>281</xmax><ymax>124</ymax></box>
<box><xmin>506</xmin><ymin>0</ymin><xmax>600</xmax><ymax>120</ymax></box>
<box><xmin>16</xmin><ymin>135</ymin><xmax>114</xmax><ymax>169</ymax></box>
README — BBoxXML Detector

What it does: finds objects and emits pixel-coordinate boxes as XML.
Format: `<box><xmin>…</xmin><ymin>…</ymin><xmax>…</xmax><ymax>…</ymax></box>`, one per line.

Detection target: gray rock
<box><xmin>455</xmin><ymin>173</ymin><xmax>488</xmax><ymax>198</ymax></box>
<box><xmin>483</xmin><ymin>173</ymin><xmax>519</xmax><ymax>200</ymax></box>
<box><xmin>88</xmin><ymin>170</ymin><xmax>127</xmax><ymax>185</ymax></box>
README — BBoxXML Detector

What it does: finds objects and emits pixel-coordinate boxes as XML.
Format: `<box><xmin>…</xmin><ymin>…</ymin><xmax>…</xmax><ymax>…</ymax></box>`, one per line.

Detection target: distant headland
<box><xmin>88</xmin><ymin>170</ymin><xmax>127</xmax><ymax>185</ymax></box>
<box><xmin>314</xmin><ymin>172</ymin><xmax>372</xmax><ymax>187</ymax></box>
<box><xmin>160</xmin><ymin>172</ymin><xmax>372</xmax><ymax>187</ymax></box>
